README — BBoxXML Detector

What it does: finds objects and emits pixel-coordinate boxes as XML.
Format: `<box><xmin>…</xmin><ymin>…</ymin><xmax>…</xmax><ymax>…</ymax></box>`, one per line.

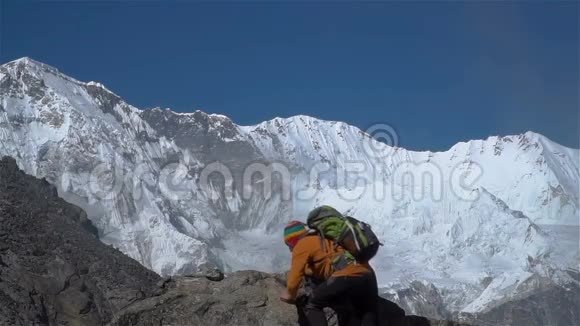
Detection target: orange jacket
<box><xmin>286</xmin><ymin>234</ymin><xmax>373</xmax><ymax>298</ymax></box>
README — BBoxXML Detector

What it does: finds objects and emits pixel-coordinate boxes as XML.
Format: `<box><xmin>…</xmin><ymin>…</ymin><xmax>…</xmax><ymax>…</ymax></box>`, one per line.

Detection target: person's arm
<box><xmin>286</xmin><ymin>239</ymin><xmax>310</xmax><ymax>299</ymax></box>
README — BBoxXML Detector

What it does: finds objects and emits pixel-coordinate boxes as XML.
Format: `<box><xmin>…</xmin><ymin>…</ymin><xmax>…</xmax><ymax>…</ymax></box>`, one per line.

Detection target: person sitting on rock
<box><xmin>279</xmin><ymin>221</ymin><xmax>352</xmax><ymax>326</ymax></box>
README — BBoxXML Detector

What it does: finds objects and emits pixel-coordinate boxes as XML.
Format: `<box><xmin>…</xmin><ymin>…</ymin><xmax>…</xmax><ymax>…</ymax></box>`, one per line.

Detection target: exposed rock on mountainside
<box><xmin>382</xmin><ymin>281</ymin><xmax>451</xmax><ymax>321</ymax></box>
<box><xmin>458</xmin><ymin>276</ymin><xmax>580</xmax><ymax>326</ymax></box>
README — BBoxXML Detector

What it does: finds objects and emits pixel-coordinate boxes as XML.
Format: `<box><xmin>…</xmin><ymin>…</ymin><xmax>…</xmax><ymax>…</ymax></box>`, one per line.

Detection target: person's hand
<box><xmin>279</xmin><ymin>289</ymin><xmax>295</xmax><ymax>304</ymax></box>
<box><xmin>295</xmin><ymin>294</ymin><xmax>309</xmax><ymax>306</ymax></box>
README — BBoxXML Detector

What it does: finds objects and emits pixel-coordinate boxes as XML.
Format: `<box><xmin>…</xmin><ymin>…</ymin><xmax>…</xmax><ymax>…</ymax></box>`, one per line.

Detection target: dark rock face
<box><xmin>139</xmin><ymin>108</ymin><xmax>260</xmax><ymax>168</ymax></box>
<box><xmin>0</xmin><ymin>157</ymin><xmax>160</xmax><ymax>325</ymax></box>
<box><xmin>384</xmin><ymin>276</ymin><xmax>580</xmax><ymax>326</ymax></box>
<box><xmin>84</xmin><ymin>84</ymin><xmax>124</xmax><ymax>123</ymax></box>
<box><xmin>140</xmin><ymin>108</ymin><xmax>294</xmax><ymax>232</ymax></box>
<box><xmin>382</xmin><ymin>281</ymin><xmax>451</xmax><ymax>321</ymax></box>
<box><xmin>459</xmin><ymin>282</ymin><xmax>580</xmax><ymax>326</ymax></box>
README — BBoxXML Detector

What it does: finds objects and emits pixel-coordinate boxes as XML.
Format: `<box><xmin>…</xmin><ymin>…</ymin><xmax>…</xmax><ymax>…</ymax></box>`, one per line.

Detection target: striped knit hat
<box><xmin>284</xmin><ymin>221</ymin><xmax>308</xmax><ymax>249</ymax></box>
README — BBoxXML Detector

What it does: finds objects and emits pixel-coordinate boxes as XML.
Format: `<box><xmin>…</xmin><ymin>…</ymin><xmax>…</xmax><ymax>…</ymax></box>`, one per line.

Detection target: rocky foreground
<box><xmin>0</xmin><ymin>156</ymin><xmax>468</xmax><ymax>325</ymax></box>
<box><xmin>110</xmin><ymin>270</ymin><xmax>471</xmax><ymax>326</ymax></box>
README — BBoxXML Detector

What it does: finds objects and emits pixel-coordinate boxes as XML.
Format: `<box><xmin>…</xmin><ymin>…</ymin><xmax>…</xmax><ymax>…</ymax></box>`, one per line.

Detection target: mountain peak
<box><xmin>6</xmin><ymin>56</ymin><xmax>35</xmax><ymax>65</ymax></box>
<box><xmin>3</xmin><ymin>56</ymin><xmax>53</xmax><ymax>71</ymax></box>
<box><xmin>1</xmin><ymin>56</ymin><xmax>74</xmax><ymax>88</ymax></box>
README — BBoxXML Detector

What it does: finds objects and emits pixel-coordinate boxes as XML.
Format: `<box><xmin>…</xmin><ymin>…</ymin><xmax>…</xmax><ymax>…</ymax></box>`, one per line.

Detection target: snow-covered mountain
<box><xmin>1</xmin><ymin>57</ymin><xmax>578</xmax><ymax>323</ymax></box>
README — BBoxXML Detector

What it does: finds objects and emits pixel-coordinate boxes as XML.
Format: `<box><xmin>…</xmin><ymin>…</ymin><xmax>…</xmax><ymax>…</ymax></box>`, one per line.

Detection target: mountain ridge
<box><xmin>3</xmin><ymin>56</ymin><xmax>574</xmax><ymax>154</ymax></box>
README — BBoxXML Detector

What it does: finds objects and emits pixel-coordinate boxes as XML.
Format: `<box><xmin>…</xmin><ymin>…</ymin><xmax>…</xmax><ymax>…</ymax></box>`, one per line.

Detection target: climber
<box><xmin>279</xmin><ymin>221</ymin><xmax>352</xmax><ymax>326</ymax></box>
<box><xmin>280</xmin><ymin>206</ymin><xmax>380</xmax><ymax>326</ymax></box>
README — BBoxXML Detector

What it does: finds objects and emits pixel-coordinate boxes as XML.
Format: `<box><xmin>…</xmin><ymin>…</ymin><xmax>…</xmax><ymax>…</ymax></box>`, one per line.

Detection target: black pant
<box><xmin>296</xmin><ymin>277</ymin><xmax>353</xmax><ymax>326</ymax></box>
<box><xmin>304</xmin><ymin>272</ymin><xmax>379</xmax><ymax>326</ymax></box>
<box><xmin>297</xmin><ymin>300</ymin><xmax>352</xmax><ymax>326</ymax></box>
<box><xmin>297</xmin><ymin>304</ymin><xmax>309</xmax><ymax>326</ymax></box>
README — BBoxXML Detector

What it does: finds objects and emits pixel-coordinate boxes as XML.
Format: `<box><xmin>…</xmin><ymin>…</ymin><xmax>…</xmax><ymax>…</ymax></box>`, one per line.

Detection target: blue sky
<box><xmin>1</xmin><ymin>1</ymin><xmax>578</xmax><ymax>150</ymax></box>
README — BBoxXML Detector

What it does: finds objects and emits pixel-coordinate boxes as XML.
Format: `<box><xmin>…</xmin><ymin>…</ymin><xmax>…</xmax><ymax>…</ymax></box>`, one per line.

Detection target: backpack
<box><xmin>298</xmin><ymin>231</ymin><xmax>345</xmax><ymax>280</ymax></box>
<box><xmin>307</xmin><ymin>205</ymin><xmax>381</xmax><ymax>263</ymax></box>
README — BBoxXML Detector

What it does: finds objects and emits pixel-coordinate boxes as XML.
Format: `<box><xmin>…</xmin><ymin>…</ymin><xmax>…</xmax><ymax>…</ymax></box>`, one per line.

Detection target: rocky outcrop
<box><xmin>0</xmin><ymin>157</ymin><xmax>161</xmax><ymax>325</ymax></box>
<box><xmin>110</xmin><ymin>271</ymin><xmax>297</xmax><ymax>326</ymax></box>
<box><xmin>110</xmin><ymin>271</ymin><xmax>465</xmax><ymax>326</ymax></box>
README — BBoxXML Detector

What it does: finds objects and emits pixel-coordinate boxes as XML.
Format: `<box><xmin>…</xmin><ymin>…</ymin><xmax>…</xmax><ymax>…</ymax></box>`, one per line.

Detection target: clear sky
<box><xmin>1</xmin><ymin>1</ymin><xmax>578</xmax><ymax>151</ymax></box>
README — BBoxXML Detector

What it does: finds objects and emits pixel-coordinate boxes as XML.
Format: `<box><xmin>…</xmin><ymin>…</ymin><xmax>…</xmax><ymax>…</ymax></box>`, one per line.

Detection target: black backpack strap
<box><xmin>318</xmin><ymin>233</ymin><xmax>328</xmax><ymax>253</ymax></box>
